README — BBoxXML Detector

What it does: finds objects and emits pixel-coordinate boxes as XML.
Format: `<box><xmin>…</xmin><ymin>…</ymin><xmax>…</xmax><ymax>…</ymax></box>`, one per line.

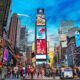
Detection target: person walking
<box><xmin>36</xmin><ymin>68</ymin><xmax>40</xmax><ymax>78</ymax></box>
<box><xmin>30</xmin><ymin>66</ymin><xmax>34</xmax><ymax>80</ymax></box>
<box><xmin>13</xmin><ymin>66</ymin><xmax>19</xmax><ymax>78</ymax></box>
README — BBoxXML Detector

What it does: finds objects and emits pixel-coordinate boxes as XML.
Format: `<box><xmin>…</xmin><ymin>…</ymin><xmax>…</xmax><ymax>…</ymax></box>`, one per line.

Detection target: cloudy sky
<box><xmin>11</xmin><ymin>0</ymin><xmax>80</xmax><ymax>48</ymax></box>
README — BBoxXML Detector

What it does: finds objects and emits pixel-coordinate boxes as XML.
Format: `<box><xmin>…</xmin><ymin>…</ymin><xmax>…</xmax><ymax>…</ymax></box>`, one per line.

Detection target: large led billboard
<box><xmin>36</xmin><ymin>61</ymin><xmax>46</xmax><ymax>65</ymax></box>
<box><xmin>36</xmin><ymin>14</ymin><xmax>45</xmax><ymax>26</ymax></box>
<box><xmin>36</xmin><ymin>40</ymin><xmax>47</xmax><ymax>54</ymax></box>
<box><xmin>36</xmin><ymin>26</ymin><xmax>46</xmax><ymax>39</ymax></box>
<box><xmin>0</xmin><ymin>48</ymin><xmax>3</xmax><ymax>62</ymax></box>
<box><xmin>36</xmin><ymin>55</ymin><xmax>46</xmax><ymax>59</ymax></box>
<box><xmin>75</xmin><ymin>31</ymin><xmax>80</xmax><ymax>47</ymax></box>
<box><xmin>3</xmin><ymin>48</ymin><xmax>8</xmax><ymax>63</ymax></box>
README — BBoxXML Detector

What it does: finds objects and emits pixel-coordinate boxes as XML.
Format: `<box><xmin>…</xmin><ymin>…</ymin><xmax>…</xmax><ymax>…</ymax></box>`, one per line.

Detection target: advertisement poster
<box><xmin>75</xmin><ymin>31</ymin><xmax>80</xmax><ymax>47</ymax></box>
<box><xmin>36</xmin><ymin>55</ymin><xmax>46</xmax><ymax>59</ymax></box>
<box><xmin>36</xmin><ymin>14</ymin><xmax>45</xmax><ymax>25</ymax></box>
<box><xmin>36</xmin><ymin>40</ymin><xmax>47</xmax><ymax>54</ymax></box>
<box><xmin>7</xmin><ymin>52</ymin><xmax>12</xmax><ymax>65</ymax></box>
<box><xmin>3</xmin><ymin>48</ymin><xmax>8</xmax><ymax>63</ymax></box>
<box><xmin>36</xmin><ymin>26</ymin><xmax>46</xmax><ymax>39</ymax></box>
<box><xmin>0</xmin><ymin>48</ymin><xmax>3</xmax><ymax>64</ymax></box>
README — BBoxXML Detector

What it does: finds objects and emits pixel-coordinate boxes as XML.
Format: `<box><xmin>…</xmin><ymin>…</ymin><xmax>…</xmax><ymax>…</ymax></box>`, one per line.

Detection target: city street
<box><xmin>0</xmin><ymin>0</ymin><xmax>80</xmax><ymax>80</ymax></box>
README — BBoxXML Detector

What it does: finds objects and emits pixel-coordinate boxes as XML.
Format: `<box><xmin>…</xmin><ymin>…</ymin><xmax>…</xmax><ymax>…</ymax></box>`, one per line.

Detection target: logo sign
<box><xmin>36</xmin><ymin>14</ymin><xmax>45</xmax><ymax>26</ymax></box>
<box><xmin>75</xmin><ymin>31</ymin><xmax>80</xmax><ymax>47</ymax></box>
<box><xmin>36</xmin><ymin>26</ymin><xmax>46</xmax><ymax>39</ymax></box>
<box><xmin>37</xmin><ymin>8</ymin><xmax>44</xmax><ymax>14</ymax></box>
<box><xmin>3</xmin><ymin>48</ymin><xmax>8</xmax><ymax>63</ymax></box>
<box><xmin>36</xmin><ymin>40</ymin><xmax>47</xmax><ymax>54</ymax></box>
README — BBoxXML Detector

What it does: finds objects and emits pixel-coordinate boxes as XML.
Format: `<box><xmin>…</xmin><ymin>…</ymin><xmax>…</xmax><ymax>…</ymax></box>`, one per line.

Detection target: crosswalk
<box><xmin>25</xmin><ymin>74</ymin><xmax>53</xmax><ymax>80</ymax></box>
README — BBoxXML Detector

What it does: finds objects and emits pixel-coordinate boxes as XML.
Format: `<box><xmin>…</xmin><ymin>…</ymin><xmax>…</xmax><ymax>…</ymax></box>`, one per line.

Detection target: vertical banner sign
<box><xmin>36</xmin><ymin>9</ymin><xmax>45</xmax><ymax>26</ymax></box>
<box><xmin>75</xmin><ymin>31</ymin><xmax>80</xmax><ymax>47</ymax></box>
<box><xmin>7</xmin><ymin>52</ymin><xmax>12</xmax><ymax>65</ymax></box>
<box><xmin>0</xmin><ymin>48</ymin><xmax>3</xmax><ymax>67</ymax></box>
<box><xmin>35</xmin><ymin>8</ymin><xmax>47</xmax><ymax>64</ymax></box>
<box><xmin>3</xmin><ymin>48</ymin><xmax>8</xmax><ymax>63</ymax></box>
<box><xmin>36</xmin><ymin>40</ymin><xmax>47</xmax><ymax>54</ymax></box>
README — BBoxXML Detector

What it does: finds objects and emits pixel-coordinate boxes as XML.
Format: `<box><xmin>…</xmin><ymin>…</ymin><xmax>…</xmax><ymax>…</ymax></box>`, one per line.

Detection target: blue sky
<box><xmin>11</xmin><ymin>0</ymin><xmax>80</xmax><ymax>46</ymax></box>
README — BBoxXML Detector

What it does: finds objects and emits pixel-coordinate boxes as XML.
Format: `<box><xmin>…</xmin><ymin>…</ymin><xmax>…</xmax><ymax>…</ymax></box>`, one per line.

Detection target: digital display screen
<box><xmin>3</xmin><ymin>48</ymin><xmax>8</xmax><ymax>62</ymax></box>
<box><xmin>36</xmin><ymin>14</ymin><xmax>45</xmax><ymax>26</ymax></box>
<box><xmin>36</xmin><ymin>55</ymin><xmax>46</xmax><ymax>59</ymax></box>
<box><xmin>75</xmin><ymin>31</ymin><xmax>80</xmax><ymax>47</ymax></box>
<box><xmin>36</xmin><ymin>40</ymin><xmax>47</xmax><ymax>54</ymax></box>
<box><xmin>36</xmin><ymin>26</ymin><xmax>46</xmax><ymax>39</ymax></box>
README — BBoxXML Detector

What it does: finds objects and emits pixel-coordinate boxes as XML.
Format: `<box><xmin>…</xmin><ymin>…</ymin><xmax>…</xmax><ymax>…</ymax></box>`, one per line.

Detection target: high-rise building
<box><xmin>16</xmin><ymin>20</ymin><xmax>21</xmax><ymax>48</ymax></box>
<box><xmin>9</xmin><ymin>13</ymin><xmax>18</xmax><ymax>49</ymax></box>
<box><xmin>0</xmin><ymin>0</ymin><xmax>11</xmax><ymax>36</ymax></box>
<box><xmin>60</xmin><ymin>20</ymin><xmax>74</xmax><ymax>34</ymax></box>
<box><xmin>67</xmin><ymin>27</ymin><xmax>78</xmax><ymax>38</ymax></box>
<box><xmin>19</xmin><ymin>27</ymin><xmax>26</xmax><ymax>51</ymax></box>
<box><xmin>35</xmin><ymin>8</ymin><xmax>47</xmax><ymax>64</ymax></box>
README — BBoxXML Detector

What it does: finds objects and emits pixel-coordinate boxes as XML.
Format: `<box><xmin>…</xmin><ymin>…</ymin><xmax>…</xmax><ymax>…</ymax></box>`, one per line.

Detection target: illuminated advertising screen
<box><xmin>36</xmin><ymin>40</ymin><xmax>47</xmax><ymax>54</ymax></box>
<box><xmin>7</xmin><ymin>52</ymin><xmax>12</xmax><ymax>65</ymax></box>
<box><xmin>36</xmin><ymin>61</ymin><xmax>46</xmax><ymax>64</ymax></box>
<box><xmin>0</xmin><ymin>48</ymin><xmax>3</xmax><ymax>62</ymax></box>
<box><xmin>36</xmin><ymin>55</ymin><xmax>46</xmax><ymax>59</ymax></box>
<box><xmin>36</xmin><ymin>26</ymin><xmax>46</xmax><ymax>39</ymax></box>
<box><xmin>36</xmin><ymin>14</ymin><xmax>45</xmax><ymax>26</ymax></box>
<box><xmin>3</xmin><ymin>48</ymin><xmax>8</xmax><ymax>63</ymax></box>
<box><xmin>75</xmin><ymin>31</ymin><xmax>80</xmax><ymax>47</ymax></box>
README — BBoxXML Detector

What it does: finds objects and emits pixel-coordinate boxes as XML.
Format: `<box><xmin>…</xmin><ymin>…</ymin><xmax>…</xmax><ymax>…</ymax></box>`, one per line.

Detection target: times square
<box><xmin>0</xmin><ymin>0</ymin><xmax>80</xmax><ymax>80</ymax></box>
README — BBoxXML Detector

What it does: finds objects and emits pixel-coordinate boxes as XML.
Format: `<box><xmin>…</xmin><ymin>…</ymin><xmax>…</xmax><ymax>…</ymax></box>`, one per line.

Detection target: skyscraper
<box><xmin>16</xmin><ymin>20</ymin><xmax>21</xmax><ymax>48</ymax></box>
<box><xmin>0</xmin><ymin>0</ymin><xmax>11</xmax><ymax>36</ymax></box>
<box><xmin>19</xmin><ymin>27</ymin><xmax>26</xmax><ymax>51</ymax></box>
<box><xmin>9</xmin><ymin>13</ymin><xmax>18</xmax><ymax>49</ymax></box>
<box><xmin>60</xmin><ymin>20</ymin><xmax>74</xmax><ymax>34</ymax></box>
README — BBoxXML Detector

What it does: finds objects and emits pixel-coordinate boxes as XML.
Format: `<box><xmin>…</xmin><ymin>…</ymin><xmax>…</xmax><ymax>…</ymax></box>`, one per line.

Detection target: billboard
<box><xmin>36</xmin><ymin>26</ymin><xmax>46</xmax><ymax>39</ymax></box>
<box><xmin>75</xmin><ymin>31</ymin><xmax>80</xmax><ymax>47</ymax></box>
<box><xmin>0</xmin><ymin>48</ymin><xmax>3</xmax><ymax>62</ymax></box>
<box><xmin>7</xmin><ymin>52</ymin><xmax>12</xmax><ymax>65</ymax></box>
<box><xmin>36</xmin><ymin>61</ymin><xmax>46</xmax><ymax>64</ymax></box>
<box><xmin>36</xmin><ymin>14</ymin><xmax>45</xmax><ymax>26</ymax></box>
<box><xmin>36</xmin><ymin>40</ymin><xmax>47</xmax><ymax>54</ymax></box>
<box><xmin>3</xmin><ymin>48</ymin><xmax>8</xmax><ymax>63</ymax></box>
<box><xmin>36</xmin><ymin>55</ymin><xmax>46</xmax><ymax>59</ymax></box>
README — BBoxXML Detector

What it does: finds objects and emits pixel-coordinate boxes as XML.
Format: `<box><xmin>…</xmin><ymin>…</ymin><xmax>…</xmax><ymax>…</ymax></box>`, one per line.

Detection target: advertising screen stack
<box><xmin>35</xmin><ymin>8</ymin><xmax>47</xmax><ymax>65</ymax></box>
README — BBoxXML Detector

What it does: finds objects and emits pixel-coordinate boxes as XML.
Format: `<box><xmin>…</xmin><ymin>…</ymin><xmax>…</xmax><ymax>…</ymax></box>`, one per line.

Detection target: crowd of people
<box><xmin>0</xmin><ymin>65</ymin><xmax>45</xmax><ymax>79</ymax></box>
<box><xmin>0</xmin><ymin>65</ymin><xmax>80</xmax><ymax>79</ymax></box>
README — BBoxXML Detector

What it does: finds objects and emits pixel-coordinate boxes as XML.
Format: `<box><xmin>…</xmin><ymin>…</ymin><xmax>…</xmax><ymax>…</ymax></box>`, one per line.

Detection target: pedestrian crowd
<box><xmin>0</xmin><ymin>65</ymin><xmax>45</xmax><ymax>79</ymax></box>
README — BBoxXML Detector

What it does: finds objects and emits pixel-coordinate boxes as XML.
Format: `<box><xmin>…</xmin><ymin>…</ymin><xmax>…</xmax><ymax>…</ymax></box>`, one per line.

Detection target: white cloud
<box><xmin>18</xmin><ymin>13</ymin><xmax>30</xmax><ymax>17</ymax></box>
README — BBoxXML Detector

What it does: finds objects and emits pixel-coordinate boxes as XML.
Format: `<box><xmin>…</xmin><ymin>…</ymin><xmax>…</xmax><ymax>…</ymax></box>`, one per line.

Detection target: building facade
<box><xmin>0</xmin><ymin>0</ymin><xmax>11</xmax><ymax>36</ymax></box>
<box><xmin>9</xmin><ymin>13</ymin><xmax>18</xmax><ymax>49</ymax></box>
<box><xmin>60</xmin><ymin>20</ymin><xmax>74</xmax><ymax>34</ymax></box>
<box><xmin>19</xmin><ymin>27</ymin><xmax>26</xmax><ymax>51</ymax></box>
